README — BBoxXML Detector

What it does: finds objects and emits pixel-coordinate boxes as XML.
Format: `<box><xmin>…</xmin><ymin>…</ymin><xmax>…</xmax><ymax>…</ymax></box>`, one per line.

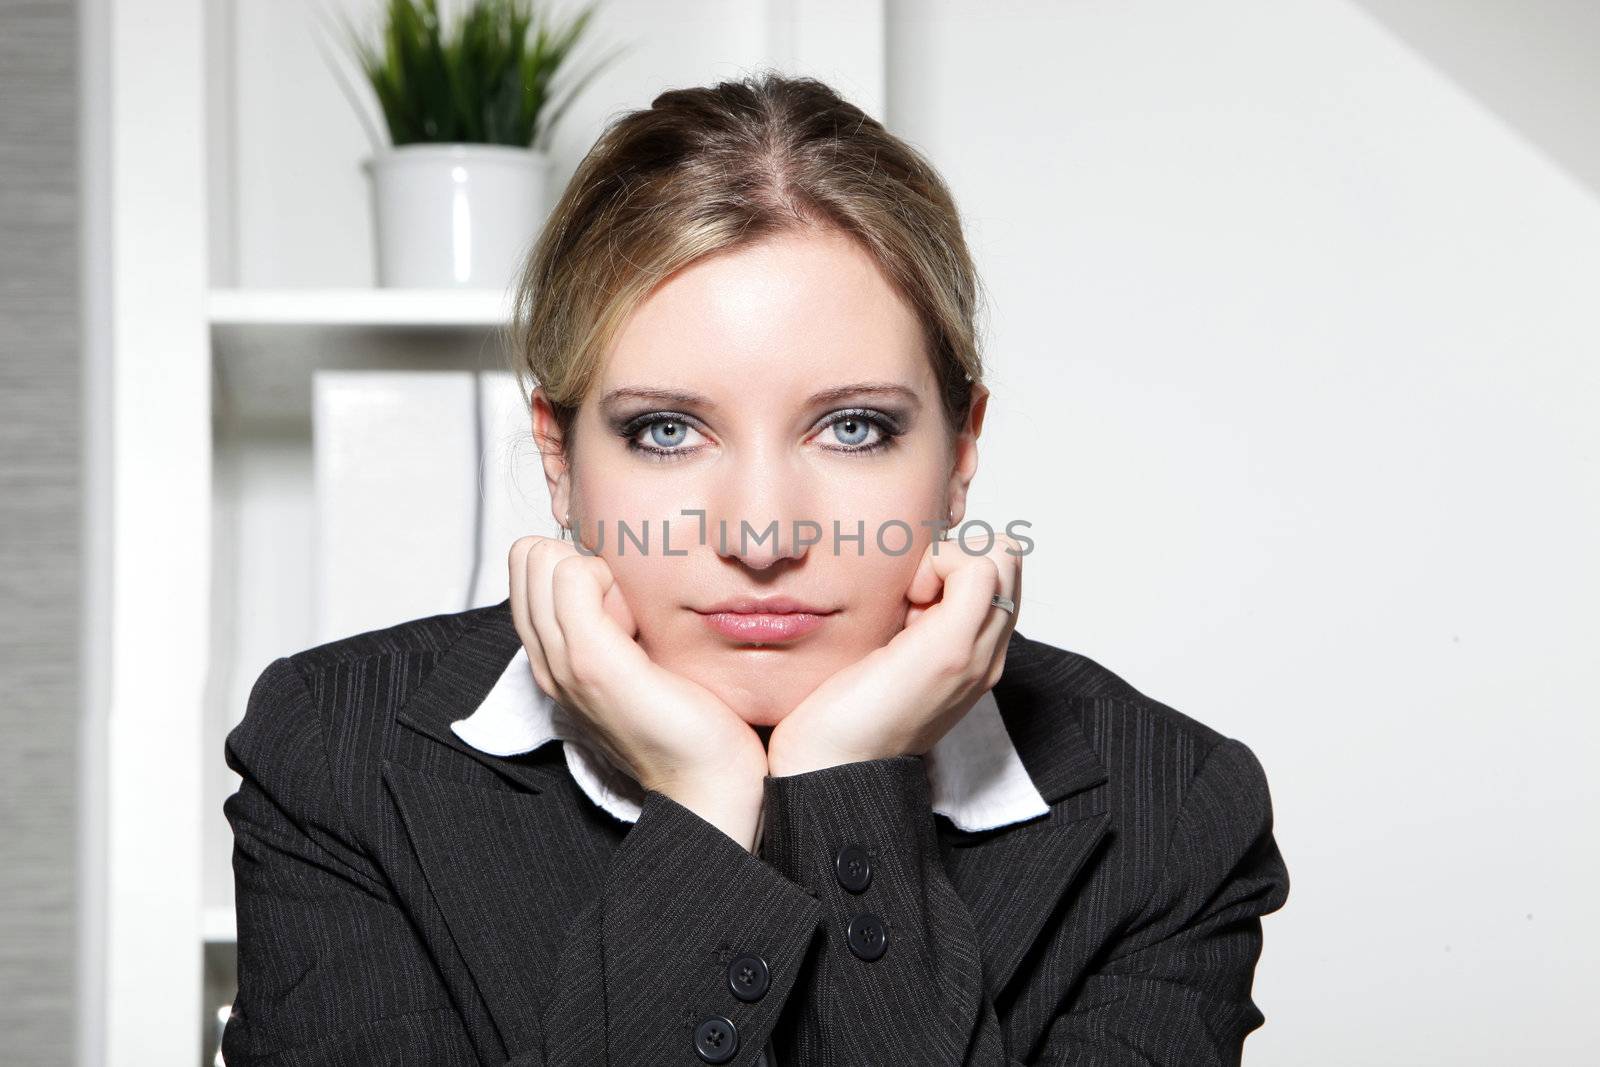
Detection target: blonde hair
<box><xmin>508</xmin><ymin>69</ymin><xmax>987</xmax><ymax>464</ymax></box>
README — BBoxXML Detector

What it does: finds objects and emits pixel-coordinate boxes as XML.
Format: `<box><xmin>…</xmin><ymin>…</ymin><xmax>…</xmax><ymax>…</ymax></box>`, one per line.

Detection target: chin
<box><xmin>708</xmin><ymin>668</ymin><xmax>807</xmax><ymax>728</ymax></box>
<box><xmin>734</xmin><ymin>701</ymin><xmax>791</xmax><ymax>729</ymax></box>
<box><xmin>649</xmin><ymin>642</ymin><xmax>815</xmax><ymax>726</ymax></box>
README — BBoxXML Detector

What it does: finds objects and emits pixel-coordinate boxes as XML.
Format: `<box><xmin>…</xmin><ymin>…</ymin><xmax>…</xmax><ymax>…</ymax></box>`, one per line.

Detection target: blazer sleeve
<box><xmin>224</xmin><ymin>655</ymin><xmax>827</xmax><ymax>1067</ymax></box>
<box><xmin>222</xmin><ymin>656</ymin><xmax>482</xmax><ymax>1065</ymax></box>
<box><xmin>537</xmin><ymin>787</ymin><xmax>824</xmax><ymax>1066</ymax></box>
<box><xmin>757</xmin><ymin>737</ymin><xmax>1290</xmax><ymax>1065</ymax></box>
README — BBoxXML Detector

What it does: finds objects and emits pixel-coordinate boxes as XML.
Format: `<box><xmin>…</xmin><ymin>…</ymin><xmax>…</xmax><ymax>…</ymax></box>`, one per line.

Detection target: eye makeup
<box><xmin>616</xmin><ymin>411</ymin><xmax>706</xmax><ymax>461</ymax></box>
<box><xmin>811</xmin><ymin>408</ymin><xmax>902</xmax><ymax>454</ymax></box>
<box><xmin>612</xmin><ymin>407</ymin><xmax>906</xmax><ymax>461</ymax></box>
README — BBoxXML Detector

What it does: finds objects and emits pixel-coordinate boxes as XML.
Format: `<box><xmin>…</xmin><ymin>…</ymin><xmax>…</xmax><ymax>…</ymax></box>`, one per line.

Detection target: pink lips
<box><xmin>695</xmin><ymin>595</ymin><xmax>834</xmax><ymax>644</ymax></box>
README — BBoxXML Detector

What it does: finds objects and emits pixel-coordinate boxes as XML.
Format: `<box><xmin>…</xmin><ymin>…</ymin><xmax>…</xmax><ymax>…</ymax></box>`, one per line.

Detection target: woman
<box><xmin>223</xmin><ymin>73</ymin><xmax>1289</xmax><ymax>1066</ymax></box>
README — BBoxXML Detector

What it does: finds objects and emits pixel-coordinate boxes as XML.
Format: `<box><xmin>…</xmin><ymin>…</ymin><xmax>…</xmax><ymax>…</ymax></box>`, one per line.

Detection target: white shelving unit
<box><xmin>96</xmin><ymin>3</ymin><xmax>885</xmax><ymax>1064</ymax></box>
<box><xmin>207</xmin><ymin>286</ymin><xmax>512</xmax><ymax>327</ymax></box>
<box><xmin>200</xmin><ymin>294</ymin><xmax>513</xmax><ymax>977</ymax></box>
<box><xmin>200</xmin><ymin>291</ymin><xmax>514</xmax><ymax>962</ymax></box>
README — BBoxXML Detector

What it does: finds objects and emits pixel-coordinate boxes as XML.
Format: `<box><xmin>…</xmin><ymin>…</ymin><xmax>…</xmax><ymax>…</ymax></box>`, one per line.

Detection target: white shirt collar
<box><xmin>450</xmin><ymin>644</ymin><xmax>1050</xmax><ymax>834</ymax></box>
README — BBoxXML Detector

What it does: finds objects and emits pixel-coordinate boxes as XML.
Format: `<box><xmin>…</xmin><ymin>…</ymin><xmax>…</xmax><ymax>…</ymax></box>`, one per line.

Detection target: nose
<box><xmin>708</xmin><ymin>451</ymin><xmax>813</xmax><ymax>570</ymax></box>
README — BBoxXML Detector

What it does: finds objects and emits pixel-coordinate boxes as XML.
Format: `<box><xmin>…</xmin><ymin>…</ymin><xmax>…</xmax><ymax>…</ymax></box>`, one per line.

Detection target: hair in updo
<box><xmin>507</xmin><ymin>69</ymin><xmax>987</xmax><ymax>466</ymax></box>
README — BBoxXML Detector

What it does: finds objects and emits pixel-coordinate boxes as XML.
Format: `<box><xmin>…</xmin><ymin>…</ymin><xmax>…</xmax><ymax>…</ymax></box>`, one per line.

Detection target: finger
<box><xmin>975</xmin><ymin>534</ymin><xmax>1023</xmax><ymax>678</ymax></box>
<box><xmin>905</xmin><ymin>534</ymin><xmax>951</xmax><ymax>607</ymax></box>
<box><xmin>509</xmin><ymin>536</ymin><xmax>558</xmax><ymax>697</ymax></box>
<box><xmin>527</xmin><ymin>537</ymin><xmax>574</xmax><ymax>686</ymax></box>
<box><xmin>548</xmin><ymin>552</ymin><xmax>648</xmax><ymax>693</ymax></box>
<box><xmin>508</xmin><ymin>535</ymin><xmax>535</xmax><ymax>642</ymax></box>
<box><xmin>546</xmin><ymin>556</ymin><xmax>660</xmax><ymax>776</ymax></box>
<box><xmin>600</xmin><ymin>572</ymin><xmax>640</xmax><ymax>639</ymax></box>
<box><xmin>929</xmin><ymin>530</ymin><xmax>1021</xmax><ymax>674</ymax></box>
<box><xmin>903</xmin><ymin>527</ymin><xmax>1003</xmax><ymax>628</ymax></box>
<box><xmin>912</xmin><ymin>547</ymin><xmax>1002</xmax><ymax>672</ymax></box>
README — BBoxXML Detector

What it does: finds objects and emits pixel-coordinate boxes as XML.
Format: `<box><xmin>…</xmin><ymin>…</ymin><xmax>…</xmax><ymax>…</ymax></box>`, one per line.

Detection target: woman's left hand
<box><xmin>767</xmin><ymin>530</ymin><xmax>1023</xmax><ymax>777</ymax></box>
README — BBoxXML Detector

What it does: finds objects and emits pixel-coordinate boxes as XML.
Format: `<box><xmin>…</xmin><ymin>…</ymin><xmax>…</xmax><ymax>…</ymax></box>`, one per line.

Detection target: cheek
<box><xmin>602</xmin><ymin>553</ymin><xmax>674</xmax><ymax>609</ymax></box>
<box><xmin>822</xmin><ymin>468</ymin><xmax>946</xmax><ymax>534</ymax></box>
<box><xmin>828</xmin><ymin>547</ymin><xmax>921</xmax><ymax>641</ymax></box>
<box><xmin>596</xmin><ymin>553</ymin><xmax>684</xmax><ymax>659</ymax></box>
<box><xmin>573</xmin><ymin>466</ymin><xmax>674</xmax><ymax>527</ymax></box>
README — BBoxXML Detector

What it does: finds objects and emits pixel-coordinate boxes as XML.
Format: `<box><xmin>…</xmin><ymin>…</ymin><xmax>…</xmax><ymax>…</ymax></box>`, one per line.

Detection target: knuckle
<box><xmin>529</xmin><ymin>665</ymin><xmax>558</xmax><ymax>700</ymax></box>
<box><xmin>564</xmin><ymin>650</ymin><xmax>600</xmax><ymax>688</ymax></box>
<box><xmin>510</xmin><ymin>533</ymin><xmax>557</xmax><ymax>563</ymax></box>
<box><xmin>547</xmin><ymin>654</ymin><xmax>576</xmax><ymax>690</ymax></box>
<box><xmin>932</xmin><ymin>645</ymin><xmax>971</xmax><ymax>680</ymax></box>
<box><xmin>549</xmin><ymin>553</ymin><xmax>588</xmax><ymax>591</ymax></box>
<box><xmin>985</xmin><ymin>658</ymin><xmax>1006</xmax><ymax>689</ymax></box>
<box><xmin>531</xmin><ymin>533</ymin><xmax>566</xmax><ymax>555</ymax></box>
<box><xmin>965</xmin><ymin>554</ymin><xmax>1001</xmax><ymax>590</ymax></box>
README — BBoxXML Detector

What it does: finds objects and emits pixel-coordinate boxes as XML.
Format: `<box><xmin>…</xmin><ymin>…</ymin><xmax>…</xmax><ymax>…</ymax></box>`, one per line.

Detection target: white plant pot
<box><xmin>362</xmin><ymin>143</ymin><xmax>552</xmax><ymax>289</ymax></box>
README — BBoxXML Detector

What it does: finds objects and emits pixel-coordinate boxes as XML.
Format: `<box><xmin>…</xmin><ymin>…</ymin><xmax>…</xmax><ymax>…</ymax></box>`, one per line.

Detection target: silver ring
<box><xmin>990</xmin><ymin>594</ymin><xmax>1016</xmax><ymax>615</ymax></box>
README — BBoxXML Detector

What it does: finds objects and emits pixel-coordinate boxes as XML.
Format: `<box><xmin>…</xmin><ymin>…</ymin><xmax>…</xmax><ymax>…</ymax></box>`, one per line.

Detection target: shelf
<box><xmin>209</xmin><ymin>289</ymin><xmax>520</xmax><ymax>422</ymax></box>
<box><xmin>208</xmin><ymin>287</ymin><xmax>514</xmax><ymax>328</ymax></box>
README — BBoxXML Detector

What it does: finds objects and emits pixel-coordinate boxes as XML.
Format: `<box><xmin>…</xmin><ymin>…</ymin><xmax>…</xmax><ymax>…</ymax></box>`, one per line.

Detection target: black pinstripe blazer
<box><xmin>222</xmin><ymin>596</ymin><xmax>1289</xmax><ymax>1066</ymax></box>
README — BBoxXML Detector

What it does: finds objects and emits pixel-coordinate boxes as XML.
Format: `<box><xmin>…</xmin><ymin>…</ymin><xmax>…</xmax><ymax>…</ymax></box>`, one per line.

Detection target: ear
<box><xmin>530</xmin><ymin>386</ymin><xmax>572</xmax><ymax>529</ymax></box>
<box><xmin>945</xmin><ymin>382</ymin><xmax>989</xmax><ymax>528</ymax></box>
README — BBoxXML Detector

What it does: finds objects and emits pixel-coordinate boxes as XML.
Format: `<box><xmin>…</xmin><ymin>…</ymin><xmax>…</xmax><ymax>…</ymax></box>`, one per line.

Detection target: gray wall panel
<box><xmin>1</xmin><ymin>0</ymin><xmax>82</xmax><ymax>1063</ymax></box>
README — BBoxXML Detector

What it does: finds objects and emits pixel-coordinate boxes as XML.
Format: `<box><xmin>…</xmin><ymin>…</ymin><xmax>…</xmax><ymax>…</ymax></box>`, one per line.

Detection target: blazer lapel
<box><xmin>382</xmin><ymin>600</ymin><xmax>615</xmax><ymax>1056</ymax></box>
<box><xmin>392</xmin><ymin>598</ymin><xmax>548</xmax><ymax>795</ymax></box>
<box><xmin>937</xmin><ymin>630</ymin><xmax>1114</xmax><ymax>1004</ymax></box>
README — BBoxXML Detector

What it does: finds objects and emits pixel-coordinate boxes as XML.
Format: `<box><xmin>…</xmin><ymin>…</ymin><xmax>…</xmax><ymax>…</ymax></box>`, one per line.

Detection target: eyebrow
<box><xmin>599</xmin><ymin>381</ymin><xmax>922</xmax><ymax>412</ymax></box>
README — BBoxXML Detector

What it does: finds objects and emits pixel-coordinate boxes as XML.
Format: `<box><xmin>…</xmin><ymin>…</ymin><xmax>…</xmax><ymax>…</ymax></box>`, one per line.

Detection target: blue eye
<box><xmin>647</xmin><ymin>419</ymin><xmax>690</xmax><ymax>449</ymax></box>
<box><xmin>830</xmin><ymin>416</ymin><xmax>875</xmax><ymax>447</ymax></box>
<box><xmin>621</xmin><ymin>413</ymin><xmax>707</xmax><ymax>460</ymax></box>
<box><xmin>818</xmin><ymin>409</ymin><xmax>900</xmax><ymax>454</ymax></box>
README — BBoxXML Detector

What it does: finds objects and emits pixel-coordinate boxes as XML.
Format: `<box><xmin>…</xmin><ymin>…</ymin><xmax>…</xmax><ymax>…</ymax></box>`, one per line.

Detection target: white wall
<box><xmin>1352</xmin><ymin>0</ymin><xmax>1600</xmax><ymax>195</ymax></box>
<box><xmin>886</xmin><ymin>0</ymin><xmax>1599</xmax><ymax>1062</ymax></box>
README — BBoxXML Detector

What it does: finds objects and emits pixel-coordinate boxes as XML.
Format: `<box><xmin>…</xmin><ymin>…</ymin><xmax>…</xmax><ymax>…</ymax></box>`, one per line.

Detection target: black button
<box><xmin>846</xmin><ymin>912</ymin><xmax>889</xmax><ymax>961</ymax></box>
<box><xmin>694</xmin><ymin>1014</ymin><xmax>739</xmax><ymax>1063</ymax></box>
<box><xmin>835</xmin><ymin>844</ymin><xmax>872</xmax><ymax>893</ymax></box>
<box><xmin>727</xmin><ymin>952</ymin><xmax>770</xmax><ymax>1002</ymax></box>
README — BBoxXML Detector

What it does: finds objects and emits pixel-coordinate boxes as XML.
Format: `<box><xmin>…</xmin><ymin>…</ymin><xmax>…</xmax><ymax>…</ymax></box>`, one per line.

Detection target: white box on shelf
<box><xmin>312</xmin><ymin>369</ymin><xmax>553</xmax><ymax>646</ymax></box>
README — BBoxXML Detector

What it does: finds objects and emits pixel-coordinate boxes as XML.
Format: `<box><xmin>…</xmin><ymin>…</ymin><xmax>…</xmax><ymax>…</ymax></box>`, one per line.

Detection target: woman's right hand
<box><xmin>508</xmin><ymin>535</ymin><xmax>769</xmax><ymax>849</ymax></box>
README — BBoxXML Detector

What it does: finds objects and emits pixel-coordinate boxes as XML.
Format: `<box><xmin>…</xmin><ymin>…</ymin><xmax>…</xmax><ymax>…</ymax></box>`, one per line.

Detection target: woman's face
<box><xmin>535</xmin><ymin>226</ymin><xmax>985</xmax><ymax>726</ymax></box>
